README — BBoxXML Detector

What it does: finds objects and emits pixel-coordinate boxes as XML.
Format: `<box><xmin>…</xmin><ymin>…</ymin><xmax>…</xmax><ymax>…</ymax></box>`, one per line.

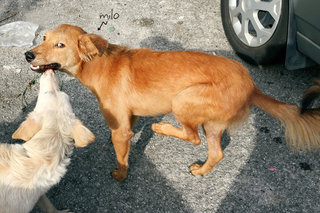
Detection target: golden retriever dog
<box><xmin>301</xmin><ymin>79</ymin><xmax>320</xmax><ymax>113</ymax></box>
<box><xmin>0</xmin><ymin>69</ymin><xmax>95</xmax><ymax>212</ymax></box>
<box><xmin>25</xmin><ymin>24</ymin><xmax>320</xmax><ymax>182</ymax></box>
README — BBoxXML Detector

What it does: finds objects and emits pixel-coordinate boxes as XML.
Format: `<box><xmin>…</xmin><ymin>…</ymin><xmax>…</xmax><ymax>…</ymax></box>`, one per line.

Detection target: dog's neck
<box><xmin>73</xmin><ymin>44</ymin><xmax>131</xmax><ymax>102</ymax></box>
<box><xmin>25</xmin><ymin>129</ymin><xmax>72</xmax><ymax>154</ymax></box>
<box><xmin>23</xmin><ymin>108</ymin><xmax>75</xmax><ymax>163</ymax></box>
<box><xmin>75</xmin><ymin>54</ymin><xmax>115</xmax><ymax>96</ymax></box>
<box><xmin>75</xmin><ymin>44</ymin><xmax>127</xmax><ymax>80</ymax></box>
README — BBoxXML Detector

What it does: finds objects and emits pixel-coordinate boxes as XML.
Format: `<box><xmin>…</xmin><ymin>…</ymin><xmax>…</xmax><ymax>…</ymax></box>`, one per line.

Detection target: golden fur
<box><xmin>26</xmin><ymin>24</ymin><xmax>320</xmax><ymax>182</ymax></box>
<box><xmin>0</xmin><ymin>70</ymin><xmax>94</xmax><ymax>212</ymax></box>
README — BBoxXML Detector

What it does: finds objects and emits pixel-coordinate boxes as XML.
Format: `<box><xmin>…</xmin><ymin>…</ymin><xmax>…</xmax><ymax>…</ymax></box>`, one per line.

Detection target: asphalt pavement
<box><xmin>0</xmin><ymin>0</ymin><xmax>319</xmax><ymax>212</ymax></box>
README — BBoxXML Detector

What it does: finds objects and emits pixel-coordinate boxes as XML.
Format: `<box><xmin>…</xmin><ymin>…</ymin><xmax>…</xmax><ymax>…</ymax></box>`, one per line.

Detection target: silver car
<box><xmin>221</xmin><ymin>0</ymin><xmax>320</xmax><ymax>69</ymax></box>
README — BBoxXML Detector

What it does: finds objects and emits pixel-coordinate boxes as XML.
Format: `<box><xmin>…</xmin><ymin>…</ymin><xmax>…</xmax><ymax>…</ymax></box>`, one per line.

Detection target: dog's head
<box><xmin>25</xmin><ymin>24</ymin><xmax>109</xmax><ymax>76</ymax></box>
<box><xmin>12</xmin><ymin>70</ymin><xmax>95</xmax><ymax>147</ymax></box>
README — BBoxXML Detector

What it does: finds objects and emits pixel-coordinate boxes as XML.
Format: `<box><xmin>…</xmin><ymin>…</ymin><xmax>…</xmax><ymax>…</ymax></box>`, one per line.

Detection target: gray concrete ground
<box><xmin>0</xmin><ymin>0</ymin><xmax>320</xmax><ymax>212</ymax></box>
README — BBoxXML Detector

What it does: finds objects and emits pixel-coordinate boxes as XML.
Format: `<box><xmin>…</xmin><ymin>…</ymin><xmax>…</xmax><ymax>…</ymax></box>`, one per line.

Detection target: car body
<box><xmin>221</xmin><ymin>0</ymin><xmax>320</xmax><ymax>69</ymax></box>
<box><xmin>294</xmin><ymin>0</ymin><xmax>320</xmax><ymax>65</ymax></box>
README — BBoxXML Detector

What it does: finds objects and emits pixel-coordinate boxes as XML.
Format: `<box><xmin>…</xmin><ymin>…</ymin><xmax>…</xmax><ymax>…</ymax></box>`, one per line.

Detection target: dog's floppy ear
<box><xmin>12</xmin><ymin>115</ymin><xmax>42</xmax><ymax>141</ymax></box>
<box><xmin>78</xmin><ymin>34</ymin><xmax>109</xmax><ymax>62</ymax></box>
<box><xmin>71</xmin><ymin>119</ymin><xmax>95</xmax><ymax>147</ymax></box>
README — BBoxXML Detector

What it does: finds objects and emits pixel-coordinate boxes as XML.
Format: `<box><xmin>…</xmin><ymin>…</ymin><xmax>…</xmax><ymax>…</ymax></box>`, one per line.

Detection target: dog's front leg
<box><xmin>110</xmin><ymin>126</ymin><xmax>133</xmax><ymax>181</ymax></box>
<box><xmin>100</xmin><ymin>105</ymin><xmax>134</xmax><ymax>181</ymax></box>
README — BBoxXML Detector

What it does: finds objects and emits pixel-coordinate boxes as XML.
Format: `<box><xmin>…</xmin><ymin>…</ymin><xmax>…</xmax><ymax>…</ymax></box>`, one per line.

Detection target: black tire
<box><xmin>221</xmin><ymin>0</ymin><xmax>289</xmax><ymax>65</ymax></box>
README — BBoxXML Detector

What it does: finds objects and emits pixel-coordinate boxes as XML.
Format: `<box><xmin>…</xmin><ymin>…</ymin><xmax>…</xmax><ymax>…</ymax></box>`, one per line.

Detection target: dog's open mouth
<box><xmin>30</xmin><ymin>63</ymin><xmax>61</xmax><ymax>73</ymax></box>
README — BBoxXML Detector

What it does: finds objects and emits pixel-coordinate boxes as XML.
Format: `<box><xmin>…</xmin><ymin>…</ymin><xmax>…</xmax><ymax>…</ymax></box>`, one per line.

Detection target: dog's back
<box><xmin>0</xmin><ymin>144</ymin><xmax>43</xmax><ymax>212</ymax></box>
<box><xmin>0</xmin><ymin>129</ymin><xmax>71</xmax><ymax>213</ymax></box>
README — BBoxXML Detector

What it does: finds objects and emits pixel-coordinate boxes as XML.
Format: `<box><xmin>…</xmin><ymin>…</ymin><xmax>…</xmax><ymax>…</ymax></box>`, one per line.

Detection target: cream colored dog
<box><xmin>0</xmin><ymin>69</ymin><xmax>95</xmax><ymax>213</ymax></box>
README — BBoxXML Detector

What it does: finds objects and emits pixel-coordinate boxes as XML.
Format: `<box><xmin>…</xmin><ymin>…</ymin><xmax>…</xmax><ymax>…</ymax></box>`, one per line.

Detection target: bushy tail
<box><xmin>252</xmin><ymin>88</ymin><xmax>320</xmax><ymax>151</ymax></box>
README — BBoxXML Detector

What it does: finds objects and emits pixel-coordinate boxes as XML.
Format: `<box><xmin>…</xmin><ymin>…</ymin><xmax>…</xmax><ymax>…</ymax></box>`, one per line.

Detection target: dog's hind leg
<box><xmin>152</xmin><ymin>84</ymin><xmax>219</xmax><ymax>146</ymax></box>
<box><xmin>152</xmin><ymin>122</ymin><xmax>201</xmax><ymax>145</ymax></box>
<box><xmin>189</xmin><ymin>121</ymin><xmax>225</xmax><ymax>176</ymax></box>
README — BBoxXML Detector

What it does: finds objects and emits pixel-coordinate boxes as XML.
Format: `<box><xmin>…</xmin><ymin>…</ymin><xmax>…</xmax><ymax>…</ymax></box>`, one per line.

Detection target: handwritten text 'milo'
<box><xmin>98</xmin><ymin>9</ymin><xmax>120</xmax><ymax>31</ymax></box>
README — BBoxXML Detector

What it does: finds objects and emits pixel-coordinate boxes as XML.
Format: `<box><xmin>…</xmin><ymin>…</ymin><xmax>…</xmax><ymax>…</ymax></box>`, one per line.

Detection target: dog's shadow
<box><xmin>140</xmin><ymin>36</ymin><xmax>185</xmax><ymax>51</ymax></box>
<box><xmin>139</xmin><ymin>36</ymin><xmax>235</xmax><ymax>60</ymax></box>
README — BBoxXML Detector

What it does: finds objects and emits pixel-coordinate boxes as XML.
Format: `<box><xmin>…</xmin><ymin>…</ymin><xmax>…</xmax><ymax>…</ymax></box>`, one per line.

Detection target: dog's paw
<box><xmin>111</xmin><ymin>169</ymin><xmax>127</xmax><ymax>182</ymax></box>
<box><xmin>189</xmin><ymin>163</ymin><xmax>203</xmax><ymax>176</ymax></box>
<box><xmin>151</xmin><ymin>122</ymin><xmax>168</xmax><ymax>135</ymax></box>
<box><xmin>151</xmin><ymin>123</ymin><xmax>161</xmax><ymax>133</ymax></box>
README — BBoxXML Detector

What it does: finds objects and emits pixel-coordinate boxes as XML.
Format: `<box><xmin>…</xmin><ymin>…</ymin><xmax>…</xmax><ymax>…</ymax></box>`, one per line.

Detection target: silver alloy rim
<box><xmin>229</xmin><ymin>0</ymin><xmax>282</xmax><ymax>47</ymax></box>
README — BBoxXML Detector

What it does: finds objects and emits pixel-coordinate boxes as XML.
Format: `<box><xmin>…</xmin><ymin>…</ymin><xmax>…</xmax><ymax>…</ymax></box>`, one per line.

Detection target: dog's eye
<box><xmin>55</xmin><ymin>43</ymin><xmax>65</xmax><ymax>48</ymax></box>
<box><xmin>43</xmin><ymin>36</ymin><xmax>46</xmax><ymax>41</ymax></box>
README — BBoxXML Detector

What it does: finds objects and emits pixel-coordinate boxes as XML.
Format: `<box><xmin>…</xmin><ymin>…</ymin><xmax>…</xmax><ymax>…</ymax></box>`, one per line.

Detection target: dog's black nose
<box><xmin>25</xmin><ymin>51</ymin><xmax>35</xmax><ymax>62</ymax></box>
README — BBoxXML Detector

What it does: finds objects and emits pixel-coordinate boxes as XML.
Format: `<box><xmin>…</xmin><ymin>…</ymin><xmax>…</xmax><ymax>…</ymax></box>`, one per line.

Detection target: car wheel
<box><xmin>221</xmin><ymin>0</ymin><xmax>289</xmax><ymax>65</ymax></box>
